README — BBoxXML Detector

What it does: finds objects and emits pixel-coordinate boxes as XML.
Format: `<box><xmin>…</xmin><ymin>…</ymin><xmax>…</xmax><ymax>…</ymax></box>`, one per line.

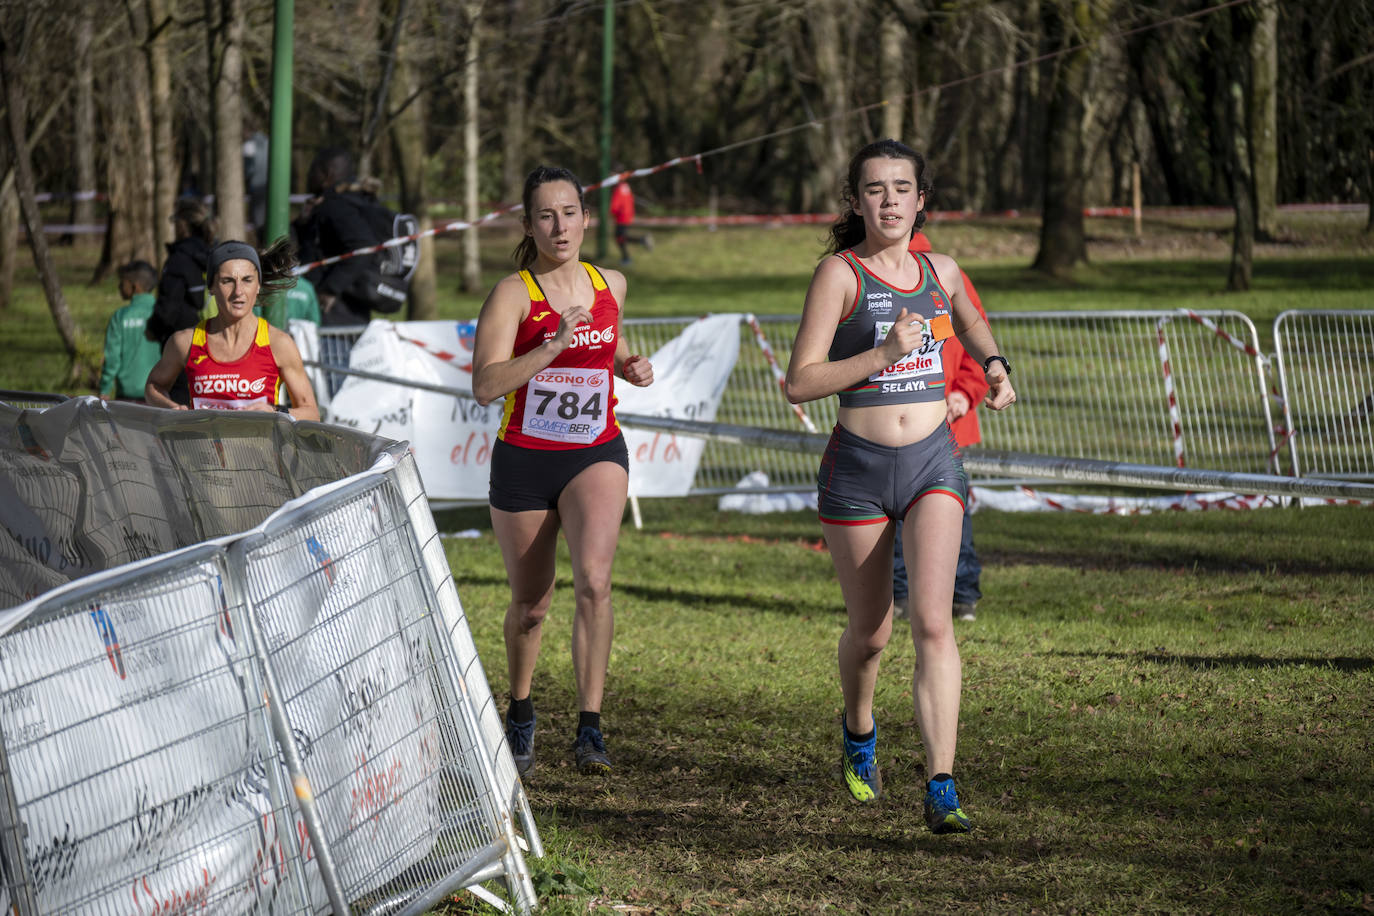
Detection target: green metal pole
<box><xmin>597</xmin><ymin>0</ymin><xmax>615</xmax><ymax>261</ymax></box>
<box><xmin>265</xmin><ymin>0</ymin><xmax>294</xmax><ymax>327</ymax></box>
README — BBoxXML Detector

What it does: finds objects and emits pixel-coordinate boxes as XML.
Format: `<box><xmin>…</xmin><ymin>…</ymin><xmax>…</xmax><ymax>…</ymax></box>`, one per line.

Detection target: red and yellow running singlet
<box><xmin>186</xmin><ymin>317</ymin><xmax>280</xmax><ymax>410</ymax></box>
<box><xmin>498</xmin><ymin>263</ymin><xmax>621</xmax><ymax>450</ymax></box>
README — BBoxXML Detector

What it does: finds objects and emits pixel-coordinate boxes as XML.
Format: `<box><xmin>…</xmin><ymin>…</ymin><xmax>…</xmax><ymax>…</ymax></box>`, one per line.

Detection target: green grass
<box><xmin>439</xmin><ymin>499</ymin><xmax>1374</xmax><ymax>914</ymax></box>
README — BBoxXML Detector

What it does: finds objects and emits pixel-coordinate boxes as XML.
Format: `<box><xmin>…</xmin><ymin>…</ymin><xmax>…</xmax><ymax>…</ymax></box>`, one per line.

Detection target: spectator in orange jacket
<box><xmin>609</xmin><ymin>180</ymin><xmax>653</xmax><ymax>265</ymax></box>
<box><xmin>894</xmin><ymin>230</ymin><xmax>988</xmax><ymax>621</ymax></box>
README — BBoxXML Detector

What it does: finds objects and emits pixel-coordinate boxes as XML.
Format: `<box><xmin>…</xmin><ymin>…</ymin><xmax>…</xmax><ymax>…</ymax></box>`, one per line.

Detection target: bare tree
<box><xmin>878</xmin><ymin>11</ymin><xmax>904</xmax><ymax>141</ymax></box>
<box><xmin>460</xmin><ymin>5</ymin><xmax>481</xmax><ymax>293</ymax></box>
<box><xmin>93</xmin><ymin>22</ymin><xmax>158</xmax><ymax>285</ymax></box>
<box><xmin>0</xmin><ymin>154</ymin><xmax>16</xmax><ymax>309</ymax></box>
<box><xmin>1219</xmin><ymin>6</ymin><xmax>1254</xmax><ymax>291</ymax></box>
<box><xmin>2</xmin><ymin>18</ymin><xmax>93</xmax><ymax>383</ymax></box>
<box><xmin>1032</xmin><ymin>0</ymin><xmax>1115</xmax><ymax>277</ymax></box>
<box><xmin>207</xmin><ymin>0</ymin><xmax>246</xmax><ymax>240</ymax></box>
<box><xmin>71</xmin><ymin>12</ymin><xmax>98</xmax><ymax>235</ymax></box>
<box><xmin>126</xmin><ymin>0</ymin><xmax>178</xmax><ymax>261</ymax></box>
<box><xmin>803</xmin><ymin>0</ymin><xmax>851</xmax><ymax>212</ymax></box>
<box><xmin>390</xmin><ymin>1</ymin><xmax>435</xmax><ymax>319</ymax></box>
<box><xmin>1249</xmin><ymin>0</ymin><xmax>1278</xmax><ymax>241</ymax></box>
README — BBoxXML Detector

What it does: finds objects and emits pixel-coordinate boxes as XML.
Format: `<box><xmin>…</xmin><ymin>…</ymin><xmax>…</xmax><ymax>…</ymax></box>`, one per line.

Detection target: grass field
<box><xmin>438</xmin><ymin>498</ymin><xmax>1374</xmax><ymax>915</ymax></box>
<box><xmin>5</xmin><ymin>209</ymin><xmax>1373</xmax><ymax>913</ymax></box>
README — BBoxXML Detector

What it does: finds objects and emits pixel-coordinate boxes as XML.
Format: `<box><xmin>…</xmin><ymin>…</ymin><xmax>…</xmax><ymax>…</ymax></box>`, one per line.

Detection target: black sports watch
<box><xmin>983</xmin><ymin>355</ymin><xmax>1011</xmax><ymax>376</ymax></box>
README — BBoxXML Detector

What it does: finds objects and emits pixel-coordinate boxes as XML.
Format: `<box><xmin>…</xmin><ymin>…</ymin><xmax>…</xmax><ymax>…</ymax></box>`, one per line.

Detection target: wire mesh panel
<box><xmin>389</xmin><ymin>453</ymin><xmax>541</xmax><ymax>871</ymax></box>
<box><xmin>0</xmin><ymin>392</ymin><xmax>70</xmax><ymax>409</ymax></box>
<box><xmin>0</xmin><ymin>547</ymin><xmax>310</xmax><ymax>916</ymax></box>
<box><xmin>239</xmin><ymin>475</ymin><xmax>535</xmax><ymax>914</ymax></box>
<box><xmin>317</xmin><ymin>327</ymin><xmax>369</xmax><ymax>399</ymax></box>
<box><xmin>622</xmin><ymin>316</ymin><xmax>834</xmax><ymax>492</ymax></box>
<box><xmin>1274</xmin><ymin>310</ymin><xmax>1374</xmax><ymax>480</ymax></box>
<box><xmin>958</xmin><ymin>311</ymin><xmax>1276</xmax><ymax>473</ymax></box>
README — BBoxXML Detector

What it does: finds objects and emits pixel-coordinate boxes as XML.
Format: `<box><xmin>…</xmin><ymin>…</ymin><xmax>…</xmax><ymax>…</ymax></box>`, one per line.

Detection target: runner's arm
<box><xmin>269</xmin><ymin>327</ymin><xmax>321</xmax><ymax>421</ymax></box>
<box><xmin>472</xmin><ymin>276</ymin><xmax>589</xmax><ymax>406</ymax></box>
<box><xmin>144</xmin><ymin>330</ymin><xmax>193</xmax><ymax>409</ymax></box>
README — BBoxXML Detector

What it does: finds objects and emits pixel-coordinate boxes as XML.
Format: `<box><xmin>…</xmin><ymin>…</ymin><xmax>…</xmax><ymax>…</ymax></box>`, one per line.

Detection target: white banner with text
<box><xmin>325</xmin><ymin>315</ymin><xmax>742</xmax><ymax>501</ymax></box>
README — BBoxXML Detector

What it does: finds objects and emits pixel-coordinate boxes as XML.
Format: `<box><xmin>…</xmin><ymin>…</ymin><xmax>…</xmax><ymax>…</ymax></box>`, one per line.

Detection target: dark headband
<box><xmin>207</xmin><ymin>241</ymin><xmax>261</xmax><ymax>279</ymax></box>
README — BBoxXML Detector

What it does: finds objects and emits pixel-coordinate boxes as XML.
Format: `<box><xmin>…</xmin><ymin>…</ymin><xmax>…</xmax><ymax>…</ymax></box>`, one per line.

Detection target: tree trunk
<box><xmin>390</xmin><ymin>12</ymin><xmax>436</xmax><ymax>319</ymax></box>
<box><xmin>878</xmin><ymin>12</ymin><xmax>903</xmax><ymax>142</ymax></box>
<box><xmin>1249</xmin><ymin>0</ymin><xmax>1278</xmax><ymax>240</ymax></box>
<box><xmin>72</xmin><ymin>13</ymin><xmax>98</xmax><ymax>234</ymax></box>
<box><xmin>1032</xmin><ymin>1</ymin><xmax>1099</xmax><ymax>277</ymax></box>
<box><xmin>360</xmin><ymin>0</ymin><xmax>407</xmax><ymax>177</ymax></box>
<box><xmin>807</xmin><ymin>0</ymin><xmax>849</xmax><ymax>210</ymax></box>
<box><xmin>1224</xmin><ymin>10</ymin><xmax>1255</xmax><ymax>292</ymax></box>
<box><xmin>460</xmin><ymin>3</ymin><xmax>480</xmax><ymax>294</ymax></box>
<box><xmin>209</xmin><ymin>0</ymin><xmax>246</xmax><ymax>241</ymax></box>
<box><xmin>498</xmin><ymin>0</ymin><xmax>525</xmax><ymax>202</ymax></box>
<box><xmin>93</xmin><ymin>46</ymin><xmax>157</xmax><ymax>285</ymax></box>
<box><xmin>1</xmin><ymin>27</ymin><xmax>88</xmax><ymax>378</ymax></box>
<box><xmin>1367</xmin><ymin>147</ymin><xmax>1373</xmax><ymax>233</ymax></box>
<box><xmin>0</xmin><ymin>169</ymin><xmax>16</xmax><ymax>309</ymax></box>
<box><xmin>146</xmin><ymin>0</ymin><xmax>177</xmax><ymax>259</ymax></box>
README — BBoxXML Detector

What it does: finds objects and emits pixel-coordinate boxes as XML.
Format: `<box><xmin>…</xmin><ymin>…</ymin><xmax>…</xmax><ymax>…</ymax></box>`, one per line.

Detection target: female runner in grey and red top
<box><xmin>785</xmin><ymin>139</ymin><xmax>1015</xmax><ymax>830</ymax></box>
<box><xmin>472</xmin><ymin>166</ymin><xmax>654</xmax><ymax>781</ymax></box>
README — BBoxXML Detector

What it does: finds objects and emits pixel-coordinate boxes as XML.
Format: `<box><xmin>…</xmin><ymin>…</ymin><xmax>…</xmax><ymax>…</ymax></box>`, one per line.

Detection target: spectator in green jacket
<box><xmin>99</xmin><ymin>261</ymin><xmax>163</xmax><ymax>401</ymax></box>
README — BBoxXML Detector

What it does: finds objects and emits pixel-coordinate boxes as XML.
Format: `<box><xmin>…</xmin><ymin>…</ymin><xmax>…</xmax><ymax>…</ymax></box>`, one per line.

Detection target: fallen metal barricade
<box><xmin>0</xmin><ymin>399</ymin><xmax>539</xmax><ymax>915</ymax></box>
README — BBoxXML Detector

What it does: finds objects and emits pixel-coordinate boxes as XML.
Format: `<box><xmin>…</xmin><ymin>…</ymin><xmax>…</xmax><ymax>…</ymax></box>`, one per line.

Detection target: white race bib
<box><xmin>869</xmin><ymin>322</ymin><xmax>943</xmax><ymax>382</ymax></box>
<box><xmin>521</xmin><ymin>368</ymin><xmax>610</xmax><ymax>444</ymax></box>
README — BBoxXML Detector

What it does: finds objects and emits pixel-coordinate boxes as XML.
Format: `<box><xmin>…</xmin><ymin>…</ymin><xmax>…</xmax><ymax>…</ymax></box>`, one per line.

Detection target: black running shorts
<box><xmin>816</xmin><ymin>423</ymin><xmax>967</xmax><ymax>525</ymax></box>
<box><xmin>489</xmin><ymin>434</ymin><xmax>630</xmax><ymax>512</ymax></box>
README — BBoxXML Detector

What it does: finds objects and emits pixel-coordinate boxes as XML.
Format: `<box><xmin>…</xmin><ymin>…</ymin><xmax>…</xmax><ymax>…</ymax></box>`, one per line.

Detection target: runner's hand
<box><xmin>946</xmin><ymin>391</ymin><xmax>971</xmax><ymax>424</ymax></box>
<box><xmin>882</xmin><ymin>307</ymin><xmax>926</xmax><ymax>361</ymax></box>
<box><xmin>552</xmin><ymin>306</ymin><xmax>592</xmax><ymax>350</ymax></box>
<box><xmin>621</xmin><ymin>354</ymin><xmax>653</xmax><ymax>387</ymax></box>
<box><xmin>983</xmin><ymin>369</ymin><xmax>1016</xmax><ymax>410</ymax></box>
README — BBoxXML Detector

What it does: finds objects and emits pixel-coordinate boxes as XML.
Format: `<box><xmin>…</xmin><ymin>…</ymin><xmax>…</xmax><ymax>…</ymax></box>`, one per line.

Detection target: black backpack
<box><xmin>353</xmin><ymin>198</ymin><xmax>420</xmax><ymax>314</ymax></box>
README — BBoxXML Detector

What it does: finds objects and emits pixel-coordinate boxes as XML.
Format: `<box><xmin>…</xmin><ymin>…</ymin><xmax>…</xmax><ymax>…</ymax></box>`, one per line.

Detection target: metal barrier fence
<box><xmin>316</xmin><ymin>310</ymin><xmax>1280</xmax><ymax>493</ymax></box>
<box><xmin>973</xmin><ymin>310</ymin><xmax>1277</xmax><ymax>473</ymax></box>
<box><xmin>618</xmin><ymin>311</ymin><xmax>1279</xmax><ymax>489</ymax></box>
<box><xmin>1273</xmin><ymin>310</ymin><xmax>1374</xmax><ymax>481</ymax></box>
<box><xmin>0</xmin><ymin>399</ymin><xmax>539</xmax><ymax>915</ymax></box>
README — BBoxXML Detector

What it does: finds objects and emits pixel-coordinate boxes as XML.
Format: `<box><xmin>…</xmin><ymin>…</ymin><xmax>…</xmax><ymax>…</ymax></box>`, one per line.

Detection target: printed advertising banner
<box><xmin>325</xmin><ymin>315</ymin><xmax>742</xmax><ymax>501</ymax></box>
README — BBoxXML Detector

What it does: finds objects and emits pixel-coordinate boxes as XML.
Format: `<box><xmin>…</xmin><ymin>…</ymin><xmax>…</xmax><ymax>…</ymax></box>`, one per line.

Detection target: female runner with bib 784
<box><xmin>785</xmin><ymin>140</ymin><xmax>1015</xmax><ymax>831</ymax></box>
<box><xmin>472</xmin><ymin>166</ymin><xmax>654</xmax><ymax>779</ymax></box>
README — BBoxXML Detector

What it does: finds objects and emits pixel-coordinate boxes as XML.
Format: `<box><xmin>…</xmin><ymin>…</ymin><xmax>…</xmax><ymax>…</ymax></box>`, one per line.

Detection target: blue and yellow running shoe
<box><xmin>505</xmin><ymin>713</ymin><xmax>535</xmax><ymax>777</ymax></box>
<box><xmin>924</xmin><ymin>775</ymin><xmax>972</xmax><ymax>833</ymax></box>
<box><xmin>573</xmin><ymin>726</ymin><xmax>612</xmax><ymax>775</ymax></box>
<box><xmin>840</xmin><ymin>717</ymin><xmax>881</xmax><ymax>802</ymax></box>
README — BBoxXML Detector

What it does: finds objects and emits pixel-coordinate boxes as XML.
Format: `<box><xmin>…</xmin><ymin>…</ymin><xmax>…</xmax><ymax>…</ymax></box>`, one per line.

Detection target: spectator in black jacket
<box><xmin>146</xmin><ymin>198</ymin><xmax>216</xmax><ymax>405</ymax></box>
<box><xmin>294</xmin><ymin>148</ymin><xmax>394</xmax><ymax>327</ymax></box>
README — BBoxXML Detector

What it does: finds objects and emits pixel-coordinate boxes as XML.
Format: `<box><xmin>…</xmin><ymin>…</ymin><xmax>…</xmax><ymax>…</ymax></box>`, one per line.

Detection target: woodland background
<box><xmin>1</xmin><ymin>0</ymin><xmax>1371</xmax><ymax>344</ymax></box>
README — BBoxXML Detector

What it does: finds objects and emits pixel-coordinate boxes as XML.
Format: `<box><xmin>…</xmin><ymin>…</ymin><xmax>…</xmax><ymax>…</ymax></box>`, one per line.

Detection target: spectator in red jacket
<box><xmin>609</xmin><ymin>179</ymin><xmax>653</xmax><ymax>265</ymax></box>
<box><xmin>894</xmin><ymin>230</ymin><xmax>988</xmax><ymax>621</ymax></box>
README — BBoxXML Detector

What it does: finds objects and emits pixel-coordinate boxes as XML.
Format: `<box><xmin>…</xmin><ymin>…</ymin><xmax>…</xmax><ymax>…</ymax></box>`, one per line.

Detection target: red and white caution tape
<box><xmin>1157</xmin><ymin>319</ymin><xmax>1186</xmax><ymax>468</ymax></box>
<box><xmin>293</xmin><ymin>156</ymin><xmax>704</xmax><ymax>276</ymax></box>
<box><xmin>392</xmin><ymin>327</ymin><xmax>474</xmax><ymax>373</ymax></box>
<box><xmin>1176</xmin><ymin>309</ymin><xmax>1270</xmax><ymax>368</ymax></box>
<box><xmin>745</xmin><ymin>313</ymin><xmax>817</xmax><ymax>434</ymax></box>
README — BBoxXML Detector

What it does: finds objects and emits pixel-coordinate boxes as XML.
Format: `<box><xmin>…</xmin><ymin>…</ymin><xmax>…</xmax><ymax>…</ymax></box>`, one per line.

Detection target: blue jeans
<box><xmin>891</xmin><ymin>504</ymin><xmax>982</xmax><ymax>606</ymax></box>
